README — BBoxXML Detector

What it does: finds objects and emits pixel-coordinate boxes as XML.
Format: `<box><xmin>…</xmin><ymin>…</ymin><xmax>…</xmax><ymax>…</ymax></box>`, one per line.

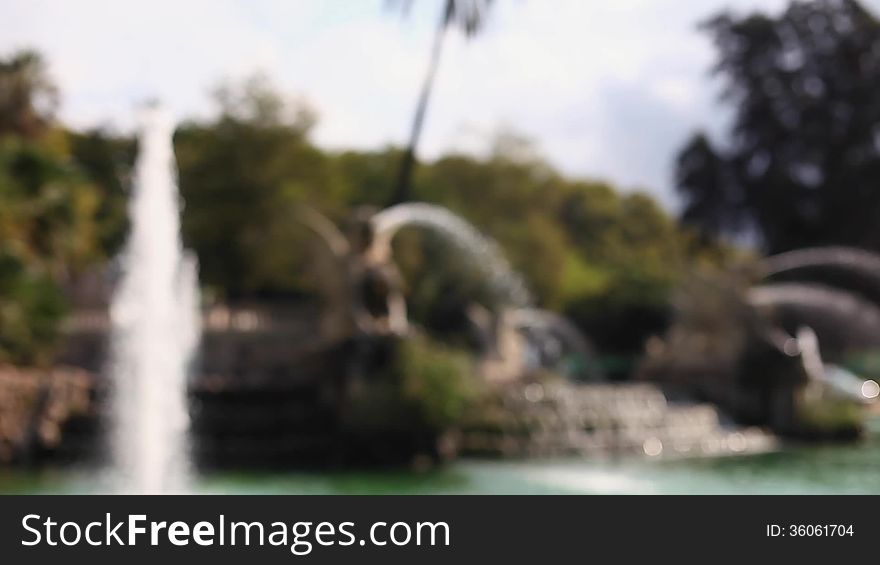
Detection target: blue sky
<box><xmin>3</xmin><ymin>0</ymin><xmax>875</xmax><ymax>207</ymax></box>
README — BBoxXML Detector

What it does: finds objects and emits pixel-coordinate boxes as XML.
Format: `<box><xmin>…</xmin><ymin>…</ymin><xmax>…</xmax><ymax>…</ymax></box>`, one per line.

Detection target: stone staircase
<box><xmin>459</xmin><ymin>381</ymin><xmax>776</xmax><ymax>458</ymax></box>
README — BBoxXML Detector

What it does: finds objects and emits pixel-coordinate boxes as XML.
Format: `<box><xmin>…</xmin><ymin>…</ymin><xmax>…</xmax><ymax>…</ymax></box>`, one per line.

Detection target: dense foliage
<box><xmin>0</xmin><ymin>50</ymin><xmax>708</xmax><ymax>365</ymax></box>
<box><xmin>677</xmin><ymin>0</ymin><xmax>880</xmax><ymax>253</ymax></box>
<box><xmin>0</xmin><ymin>52</ymin><xmax>109</xmax><ymax>365</ymax></box>
<box><xmin>341</xmin><ymin>334</ymin><xmax>476</xmax><ymax>438</ymax></box>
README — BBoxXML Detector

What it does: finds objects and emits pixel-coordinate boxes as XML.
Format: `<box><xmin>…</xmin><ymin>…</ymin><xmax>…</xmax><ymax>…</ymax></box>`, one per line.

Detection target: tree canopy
<box><xmin>677</xmin><ymin>0</ymin><xmax>880</xmax><ymax>253</ymax></box>
<box><xmin>0</xmin><ymin>52</ymin><xmax>105</xmax><ymax>364</ymax></box>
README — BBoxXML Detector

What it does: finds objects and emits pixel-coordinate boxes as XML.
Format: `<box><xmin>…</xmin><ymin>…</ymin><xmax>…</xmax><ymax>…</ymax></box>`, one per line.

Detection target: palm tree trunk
<box><xmin>389</xmin><ymin>0</ymin><xmax>452</xmax><ymax>206</ymax></box>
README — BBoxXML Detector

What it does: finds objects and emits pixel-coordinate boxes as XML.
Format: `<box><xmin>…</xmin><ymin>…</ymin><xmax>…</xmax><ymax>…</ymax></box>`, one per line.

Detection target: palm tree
<box><xmin>388</xmin><ymin>0</ymin><xmax>494</xmax><ymax>205</ymax></box>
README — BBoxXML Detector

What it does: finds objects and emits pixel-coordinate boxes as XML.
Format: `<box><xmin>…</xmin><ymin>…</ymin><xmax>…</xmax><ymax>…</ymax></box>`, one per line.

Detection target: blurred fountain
<box><xmin>108</xmin><ymin>106</ymin><xmax>200</xmax><ymax>494</ymax></box>
<box><xmin>371</xmin><ymin>203</ymin><xmax>531</xmax><ymax>307</ymax></box>
<box><xmin>302</xmin><ymin>202</ymin><xmax>598</xmax><ymax>380</ymax></box>
<box><xmin>511</xmin><ymin>308</ymin><xmax>601</xmax><ymax>379</ymax></box>
<box><xmin>749</xmin><ymin>283</ymin><xmax>880</xmax><ymax>350</ymax></box>
<box><xmin>764</xmin><ymin>246</ymin><xmax>880</xmax><ymax>306</ymax></box>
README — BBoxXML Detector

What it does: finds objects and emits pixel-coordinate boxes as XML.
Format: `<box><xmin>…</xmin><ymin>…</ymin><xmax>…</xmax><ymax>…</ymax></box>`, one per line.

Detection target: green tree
<box><xmin>555</xmin><ymin>183</ymin><xmax>685</xmax><ymax>356</ymax></box>
<box><xmin>0</xmin><ymin>136</ymin><xmax>104</xmax><ymax>365</ymax></box>
<box><xmin>0</xmin><ymin>50</ymin><xmax>58</xmax><ymax>139</ymax></box>
<box><xmin>0</xmin><ymin>50</ymin><xmax>105</xmax><ymax>365</ymax></box>
<box><xmin>334</xmin><ymin>147</ymin><xmax>402</xmax><ymax>207</ymax></box>
<box><xmin>175</xmin><ymin>75</ymin><xmax>346</xmax><ymax>298</ymax></box>
<box><xmin>676</xmin><ymin>0</ymin><xmax>880</xmax><ymax>253</ymax></box>
<box><xmin>67</xmin><ymin>130</ymin><xmax>136</xmax><ymax>256</ymax></box>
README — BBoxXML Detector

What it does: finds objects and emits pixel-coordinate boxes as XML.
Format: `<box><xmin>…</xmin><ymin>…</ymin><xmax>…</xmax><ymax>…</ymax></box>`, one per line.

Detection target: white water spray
<box><xmin>372</xmin><ymin>203</ymin><xmax>531</xmax><ymax>306</ymax></box>
<box><xmin>109</xmin><ymin>106</ymin><xmax>200</xmax><ymax>493</ymax></box>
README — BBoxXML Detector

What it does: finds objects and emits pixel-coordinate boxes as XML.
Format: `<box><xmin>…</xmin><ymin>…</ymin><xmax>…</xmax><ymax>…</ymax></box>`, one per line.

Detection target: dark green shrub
<box><xmin>341</xmin><ymin>334</ymin><xmax>477</xmax><ymax>438</ymax></box>
<box><xmin>0</xmin><ymin>251</ymin><xmax>66</xmax><ymax>366</ymax></box>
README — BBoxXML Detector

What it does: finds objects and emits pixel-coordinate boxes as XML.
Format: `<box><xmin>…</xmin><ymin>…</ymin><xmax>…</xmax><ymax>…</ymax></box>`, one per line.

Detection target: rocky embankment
<box><xmin>0</xmin><ymin>366</ymin><xmax>95</xmax><ymax>464</ymax></box>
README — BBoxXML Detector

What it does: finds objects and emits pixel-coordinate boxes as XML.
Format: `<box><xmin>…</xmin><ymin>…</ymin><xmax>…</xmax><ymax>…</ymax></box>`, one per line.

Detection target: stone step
<box><xmin>460</xmin><ymin>381</ymin><xmax>776</xmax><ymax>459</ymax></box>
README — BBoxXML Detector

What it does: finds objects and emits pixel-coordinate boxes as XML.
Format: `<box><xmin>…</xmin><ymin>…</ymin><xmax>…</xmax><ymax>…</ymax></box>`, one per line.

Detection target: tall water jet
<box><xmin>108</xmin><ymin>106</ymin><xmax>200</xmax><ymax>493</ymax></box>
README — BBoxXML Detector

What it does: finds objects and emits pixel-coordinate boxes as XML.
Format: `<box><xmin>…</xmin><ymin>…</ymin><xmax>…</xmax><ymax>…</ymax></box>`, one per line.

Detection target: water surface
<box><xmin>5</xmin><ymin>435</ymin><xmax>879</xmax><ymax>495</ymax></box>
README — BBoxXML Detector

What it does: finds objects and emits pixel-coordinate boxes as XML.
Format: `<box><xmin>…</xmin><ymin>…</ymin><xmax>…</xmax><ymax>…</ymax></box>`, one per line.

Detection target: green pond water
<box><xmin>4</xmin><ymin>430</ymin><xmax>880</xmax><ymax>495</ymax></box>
